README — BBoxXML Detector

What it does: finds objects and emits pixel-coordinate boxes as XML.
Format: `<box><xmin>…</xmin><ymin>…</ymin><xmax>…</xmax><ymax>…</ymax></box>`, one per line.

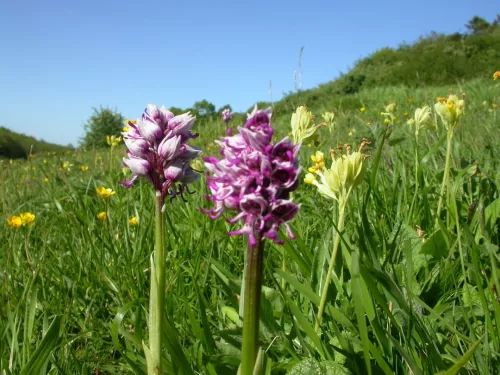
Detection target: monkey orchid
<box><xmin>121</xmin><ymin>104</ymin><xmax>201</xmax><ymax>375</ymax></box>
<box><xmin>203</xmin><ymin>105</ymin><xmax>300</xmax><ymax>375</ymax></box>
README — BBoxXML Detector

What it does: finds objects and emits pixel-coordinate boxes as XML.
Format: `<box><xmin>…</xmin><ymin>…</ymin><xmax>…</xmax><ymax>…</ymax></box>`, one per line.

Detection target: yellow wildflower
<box><xmin>20</xmin><ymin>212</ymin><xmax>36</xmax><ymax>226</ymax></box>
<box><xmin>311</xmin><ymin>151</ymin><xmax>325</xmax><ymax>165</ymax></box>
<box><xmin>128</xmin><ymin>217</ymin><xmax>138</xmax><ymax>226</ymax></box>
<box><xmin>365</xmin><ymin>122</ymin><xmax>372</xmax><ymax>126</ymax></box>
<box><xmin>96</xmin><ymin>186</ymin><xmax>116</xmax><ymax>199</ymax></box>
<box><xmin>7</xmin><ymin>215</ymin><xmax>23</xmax><ymax>229</ymax></box>
<box><xmin>304</xmin><ymin>173</ymin><xmax>316</xmax><ymax>185</ymax></box>
<box><xmin>62</xmin><ymin>161</ymin><xmax>73</xmax><ymax>171</ymax></box>
<box><xmin>81</xmin><ymin>166</ymin><xmax>89</xmax><ymax>172</ymax></box>
<box><xmin>492</xmin><ymin>103</ymin><xmax>498</xmax><ymax>110</ymax></box>
<box><xmin>493</xmin><ymin>71</ymin><xmax>500</xmax><ymax>80</ymax></box>
<box><xmin>403</xmin><ymin>112</ymin><xmax>409</xmax><ymax>117</ymax></box>
<box><xmin>106</xmin><ymin>135</ymin><xmax>122</xmax><ymax>147</ymax></box>
<box><xmin>308</xmin><ymin>151</ymin><xmax>325</xmax><ymax>173</ymax></box>
<box><xmin>123</xmin><ymin>126</ymin><xmax>130</xmax><ymax>132</ymax></box>
<box><xmin>43</xmin><ymin>178</ymin><xmax>49</xmax><ymax>183</ymax></box>
<box><xmin>383</xmin><ymin>118</ymin><xmax>390</xmax><ymax>125</ymax></box>
<box><xmin>360</xmin><ymin>107</ymin><xmax>366</xmax><ymax>113</ymax></box>
<box><xmin>97</xmin><ymin>212</ymin><xmax>107</xmax><ymax>221</ymax></box>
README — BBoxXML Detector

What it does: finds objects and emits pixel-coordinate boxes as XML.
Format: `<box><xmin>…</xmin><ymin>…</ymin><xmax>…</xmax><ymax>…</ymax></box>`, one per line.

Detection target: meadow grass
<box><xmin>1</xmin><ymin>78</ymin><xmax>499</xmax><ymax>374</ymax></box>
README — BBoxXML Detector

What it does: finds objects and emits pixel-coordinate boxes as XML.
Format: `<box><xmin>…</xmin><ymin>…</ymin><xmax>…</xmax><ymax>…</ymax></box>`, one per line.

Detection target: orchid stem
<box><xmin>315</xmin><ymin>200</ymin><xmax>346</xmax><ymax>333</ymax></box>
<box><xmin>148</xmin><ymin>191</ymin><xmax>165</xmax><ymax>374</ymax></box>
<box><xmin>240</xmin><ymin>233</ymin><xmax>264</xmax><ymax>375</ymax></box>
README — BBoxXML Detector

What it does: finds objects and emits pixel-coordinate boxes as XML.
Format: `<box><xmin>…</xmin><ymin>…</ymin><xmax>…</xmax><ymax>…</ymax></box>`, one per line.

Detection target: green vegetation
<box><xmin>0</xmin><ymin>127</ymin><xmax>71</xmax><ymax>159</ymax></box>
<box><xmin>1</xmin><ymin>14</ymin><xmax>500</xmax><ymax>375</ymax></box>
<box><xmin>2</xmin><ymin>75</ymin><xmax>499</xmax><ymax>374</ymax></box>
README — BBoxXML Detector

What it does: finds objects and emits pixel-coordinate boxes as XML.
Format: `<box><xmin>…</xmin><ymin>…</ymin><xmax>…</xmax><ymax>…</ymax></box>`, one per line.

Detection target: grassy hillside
<box><xmin>0</xmin><ymin>126</ymin><xmax>72</xmax><ymax>159</ymax></box>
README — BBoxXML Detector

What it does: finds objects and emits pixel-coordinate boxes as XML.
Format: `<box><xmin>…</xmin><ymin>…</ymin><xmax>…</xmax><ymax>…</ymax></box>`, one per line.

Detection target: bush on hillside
<box><xmin>80</xmin><ymin>107</ymin><xmax>124</xmax><ymax>149</ymax></box>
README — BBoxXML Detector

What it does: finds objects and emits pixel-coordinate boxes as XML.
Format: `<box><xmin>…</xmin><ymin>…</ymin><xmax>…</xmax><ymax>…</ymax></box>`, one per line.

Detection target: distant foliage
<box><xmin>80</xmin><ymin>107</ymin><xmax>124</xmax><ymax>148</ymax></box>
<box><xmin>192</xmin><ymin>100</ymin><xmax>216</xmax><ymax>117</ymax></box>
<box><xmin>0</xmin><ymin>126</ymin><xmax>70</xmax><ymax>159</ymax></box>
<box><xmin>341</xmin><ymin>74</ymin><xmax>366</xmax><ymax>95</ymax></box>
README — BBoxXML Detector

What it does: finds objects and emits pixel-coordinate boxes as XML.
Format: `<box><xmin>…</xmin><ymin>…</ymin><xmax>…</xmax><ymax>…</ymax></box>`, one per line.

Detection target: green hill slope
<box><xmin>0</xmin><ymin>126</ymin><xmax>72</xmax><ymax>159</ymax></box>
<box><xmin>263</xmin><ymin>15</ymin><xmax>500</xmax><ymax>118</ymax></box>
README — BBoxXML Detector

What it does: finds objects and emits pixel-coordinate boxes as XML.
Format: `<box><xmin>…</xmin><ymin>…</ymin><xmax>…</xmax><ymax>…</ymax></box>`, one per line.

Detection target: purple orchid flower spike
<box><xmin>121</xmin><ymin>104</ymin><xmax>202</xmax><ymax>202</ymax></box>
<box><xmin>204</xmin><ymin>105</ymin><xmax>301</xmax><ymax>374</ymax></box>
<box><xmin>222</xmin><ymin>108</ymin><xmax>232</xmax><ymax>124</ymax></box>
<box><xmin>203</xmin><ymin>105</ymin><xmax>300</xmax><ymax>245</ymax></box>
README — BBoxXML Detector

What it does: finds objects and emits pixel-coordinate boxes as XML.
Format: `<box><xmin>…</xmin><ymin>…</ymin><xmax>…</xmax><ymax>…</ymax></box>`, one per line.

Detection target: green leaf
<box><xmin>275</xmin><ymin>269</ymin><xmax>321</xmax><ymax>306</ymax></box>
<box><xmin>19</xmin><ymin>316</ymin><xmax>62</xmax><ymax>375</ymax></box>
<box><xmin>351</xmin><ymin>252</ymin><xmax>372</xmax><ymax>375</ymax></box>
<box><xmin>435</xmin><ymin>338</ymin><xmax>482</xmax><ymax>375</ymax></box>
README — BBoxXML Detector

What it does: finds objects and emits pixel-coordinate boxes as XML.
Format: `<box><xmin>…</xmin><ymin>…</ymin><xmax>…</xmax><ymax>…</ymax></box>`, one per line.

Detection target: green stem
<box><xmin>281</xmin><ymin>255</ymin><xmax>287</xmax><ymax>290</ymax></box>
<box><xmin>436</xmin><ymin>131</ymin><xmax>453</xmax><ymax>226</ymax></box>
<box><xmin>408</xmin><ymin>134</ymin><xmax>420</xmax><ymax>220</ymax></box>
<box><xmin>315</xmin><ymin>199</ymin><xmax>346</xmax><ymax>333</ymax></box>
<box><xmin>149</xmin><ymin>191</ymin><xmax>165</xmax><ymax>374</ymax></box>
<box><xmin>109</xmin><ymin>147</ymin><xmax>113</xmax><ymax>173</ymax></box>
<box><xmin>240</xmin><ymin>232</ymin><xmax>264</xmax><ymax>375</ymax></box>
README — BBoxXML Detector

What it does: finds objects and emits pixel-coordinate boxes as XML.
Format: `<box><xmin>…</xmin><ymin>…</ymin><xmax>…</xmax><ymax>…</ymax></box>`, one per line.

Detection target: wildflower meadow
<box><xmin>2</xmin><ymin>69</ymin><xmax>500</xmax><ymax>375</ymax></box>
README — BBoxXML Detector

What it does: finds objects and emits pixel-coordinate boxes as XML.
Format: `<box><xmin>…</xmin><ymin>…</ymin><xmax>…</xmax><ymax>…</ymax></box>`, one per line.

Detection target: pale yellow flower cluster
<box><xmin>304</xmin><ymin>139</ymin><xmax>370</xmax><ymax>202</ymax></box>
<box><xmin>434</xmin><ymin>94</ymin><xmax>465</xmax><ymax>132</ymax></box>
<box><xmin>290</xmin><ymin>106</ymin><xmax>325</xmax><ymax>144</ymax></box>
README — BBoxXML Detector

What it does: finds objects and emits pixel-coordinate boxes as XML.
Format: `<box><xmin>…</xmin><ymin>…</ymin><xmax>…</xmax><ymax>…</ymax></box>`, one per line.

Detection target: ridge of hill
<box><xmin>259</xmin><ymin>15</ymin><xmax>500</xmax><ymax>117</ymax></box>
<box><xmin>0</xmin><ymin>126</ymin><xmax>72</xmax><ymax>159</ymax></box>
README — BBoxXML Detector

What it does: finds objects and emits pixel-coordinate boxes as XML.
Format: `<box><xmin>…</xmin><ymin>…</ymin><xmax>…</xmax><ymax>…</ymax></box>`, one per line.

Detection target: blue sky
<box><xmin>0</xmin><ymin>0</ymin><xmax>496</xmax><ymax>145</ymax></box>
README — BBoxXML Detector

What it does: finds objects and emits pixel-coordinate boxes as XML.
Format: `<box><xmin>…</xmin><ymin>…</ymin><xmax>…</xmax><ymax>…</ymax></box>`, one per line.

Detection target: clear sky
<box><xmin>0</xmin><ymin>0</ymin><xmax>496</xmax><ymax>145</ymax></box>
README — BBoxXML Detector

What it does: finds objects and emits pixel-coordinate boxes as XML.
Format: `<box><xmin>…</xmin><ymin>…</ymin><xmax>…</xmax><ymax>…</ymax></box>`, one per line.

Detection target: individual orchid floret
<box><xmin>222</xmin><ymin>108</ymin><xmax>232</xmax><ymax>123</ymax></box>
<box><xmin>434</xmin><ymin>93</ymin><xmax>465</xmax><ymax>132</ymax></box>
<box><xmin>304</xmin><ymin>139</ymin><xmax>370</xmax><ymax>202</ymax></box>
<box><xmin>291</xmin><ymin>105</ymin><xmax>325</xmax><ymax>145</ymax></box>
<box><xmin>203</xmin><ymin>105</ymin><xmax>301</xmax><ymax>246</ymax></box>
<box><xmin>120</xmin><ymin>104</ymin><xmax>202</xmax><ymax>202</ymax></box>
